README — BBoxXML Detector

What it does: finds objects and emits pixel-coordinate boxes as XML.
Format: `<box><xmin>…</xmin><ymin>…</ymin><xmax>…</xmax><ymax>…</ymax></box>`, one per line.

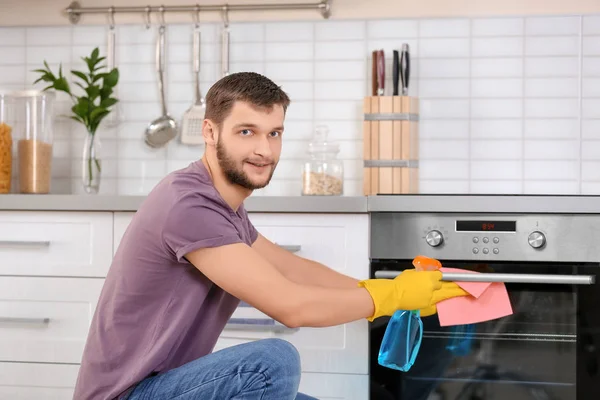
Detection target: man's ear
<box><xmin>202</xmin><ymin>119</ymin><xmax>218</xmax><ymax>146</ymax></box>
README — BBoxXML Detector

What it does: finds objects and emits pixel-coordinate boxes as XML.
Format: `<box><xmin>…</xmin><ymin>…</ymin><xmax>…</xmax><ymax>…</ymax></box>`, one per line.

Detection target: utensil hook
<box><xmin>158</xmin><ymin>5</ymin><xmax>166</xmax><ymax>29</ymax></box>
<box><xmin>108</xmin><ymin>6</ymin><xmax>115</xmax><ymax>30</ymax></box>
<box><xmin>144</xmin><ymin>5</ymin><xmax>151</xmax><ymax>29</ymax></box>
<box><xmin>222</xmin><ymin>4</ymin><xmax>229</xmax><ymax>29</ymax></box>
<box><xmin>193</xmin><ymin>5</ymin><xmax>200</xmax><ymax>28</ymax></box>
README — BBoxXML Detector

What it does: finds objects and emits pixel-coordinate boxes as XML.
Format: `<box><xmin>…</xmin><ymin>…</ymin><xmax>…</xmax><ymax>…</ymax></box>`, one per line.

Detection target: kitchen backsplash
<box><xmin>1</xmin><ymin>14</ymin><xmax>600</xmax><ymax>196</ymax></box>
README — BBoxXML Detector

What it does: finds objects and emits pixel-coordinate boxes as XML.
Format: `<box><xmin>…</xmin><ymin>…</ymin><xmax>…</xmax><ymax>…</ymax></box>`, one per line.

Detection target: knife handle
<box><xmin>377</xmin><ymin>50</ymin><xmax>385</xmax><ymax>95</ymax></box>
<box><xmin>400</xmin><ymin>43</ymin><xmax>410</xmax><ymax>96</ymax></box>
<box><xmin>372</xmin><ymin>50</ymin><xmax>378</xmax><ymax>96</ymax></box>
<box><xmin>393</xmin><ymin>50</ymin><xmax>399</xmax><ymax>96</ymax></box>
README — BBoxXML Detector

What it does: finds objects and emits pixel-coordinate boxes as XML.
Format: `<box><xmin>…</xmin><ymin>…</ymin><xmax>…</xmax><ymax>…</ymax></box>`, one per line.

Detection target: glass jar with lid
<box><xmin>0</xmin><ymin>90</ymin><xmax>15</xmax><ymax>194</ymax></box>
<box><xmin>302</xmin><ymin>124</ymin><xmax>343</xmax><ymax>196</ymax></box>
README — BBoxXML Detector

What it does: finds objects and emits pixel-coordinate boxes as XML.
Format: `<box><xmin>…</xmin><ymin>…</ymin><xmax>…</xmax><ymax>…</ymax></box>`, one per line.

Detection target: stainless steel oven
<box><xmin>368</xmin><ymin>212</ymin><xmax>600</xmax><ymax>400</ymax></box>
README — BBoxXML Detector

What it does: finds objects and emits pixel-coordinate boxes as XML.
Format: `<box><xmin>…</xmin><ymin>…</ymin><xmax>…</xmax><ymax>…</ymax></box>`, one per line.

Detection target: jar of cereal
<box><xmin>0</xmin><ymin>91</ymin><xmax>15</xmax><ymax>194</ymax></box>
<box><xmin>301</xmin><ymin>125</ymin><xmax>343</xmax><ymax>196</ymax></box>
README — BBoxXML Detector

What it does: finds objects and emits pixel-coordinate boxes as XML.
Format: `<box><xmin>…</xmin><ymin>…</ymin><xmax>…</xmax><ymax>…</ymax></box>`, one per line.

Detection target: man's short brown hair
<box><xmin>204</xmin><ymin>72</ymin><xmax>291</xmax><ymax>127</ymax></box>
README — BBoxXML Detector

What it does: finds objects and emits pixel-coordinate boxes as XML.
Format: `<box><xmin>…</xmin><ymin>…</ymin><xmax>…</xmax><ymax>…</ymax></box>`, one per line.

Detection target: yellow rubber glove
<box><xmin>358</xmin><ymin>269</ymin><xmax>469</xmax><ymax>322</ymax></box>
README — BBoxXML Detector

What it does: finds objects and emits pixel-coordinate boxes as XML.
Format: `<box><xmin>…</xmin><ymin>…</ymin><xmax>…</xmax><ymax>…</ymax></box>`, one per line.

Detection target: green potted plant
<box><xmin>32</xmin><ymin>47</ymin><xmax>119</xmax><ymax>194</ymax></box>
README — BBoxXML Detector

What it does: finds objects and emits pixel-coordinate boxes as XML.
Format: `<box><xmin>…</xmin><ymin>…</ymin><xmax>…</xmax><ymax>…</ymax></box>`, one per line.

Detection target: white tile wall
<box><xmin>2</xmin><ymin>14</ymin><xmax>600</xmax><ymax>195</ymax></box>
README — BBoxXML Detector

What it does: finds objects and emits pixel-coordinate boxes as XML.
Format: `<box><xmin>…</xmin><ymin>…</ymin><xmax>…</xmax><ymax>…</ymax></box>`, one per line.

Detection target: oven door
<box><xmin>369</xmin><ymin>260</ymin><xmax>600</xmax><ymax>400</ymax></box>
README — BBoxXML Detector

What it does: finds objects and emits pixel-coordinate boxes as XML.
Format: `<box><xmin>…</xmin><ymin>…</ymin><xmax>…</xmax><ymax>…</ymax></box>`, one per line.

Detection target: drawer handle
<box><xmin>0</xmin><ymin>240</ymin><xmax>51</xmax><ymax>247</ymax></box>
<box><xmin>374</xmin><ymin>270</ymin><xmax>596</xmax><ymax>285</ymax></box>
<box><xmin>224</xmin><ymin>318</ymin><xmax>297</xmax><ymax>332</ymax></box>
<box><xmin>0</xmin><ymin>317</ymin><xmax>51</xmax><ymax>324</ymax></box>
<box><xmin>277</xmin><ymin>244</ymin><xmax>301</xmax><ymax>253</ymax></box>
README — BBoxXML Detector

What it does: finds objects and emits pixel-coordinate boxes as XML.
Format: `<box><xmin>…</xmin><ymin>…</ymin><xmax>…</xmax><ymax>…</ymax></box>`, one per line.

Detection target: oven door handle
<box><xmin>374</xmin><ymin>271</ymin><xmax>596</xmax><ymax>285</ymax></box>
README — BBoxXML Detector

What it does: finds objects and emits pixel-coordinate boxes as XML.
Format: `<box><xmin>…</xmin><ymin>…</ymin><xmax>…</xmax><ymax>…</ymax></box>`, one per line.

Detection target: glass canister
<box><xmin>0</xmin><ymin>91</ymin><xmax>15</xmax><ymax>194</ymax></box>
<box><xmin>13</xmin><ymin>90</ymin><xmax>55</xmax><ymax>194</ymax></box>
<box><xmin>302</xmin><ymin>124</ymin><xmax>344</xmax><ymax>196</ymax></box>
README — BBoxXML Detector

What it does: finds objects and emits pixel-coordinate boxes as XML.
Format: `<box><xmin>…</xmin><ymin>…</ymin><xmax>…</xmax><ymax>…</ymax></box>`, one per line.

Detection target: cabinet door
<box><xmin>217</xmin><ymin>213</ymin><xmax>370</xmax><ymax>375</ymax></box>
<box><xmin>0</xmin><ymin>277</ymin><xmax>104</xmax><ymax>364</ymax></box>
<box><xmin>0</xmin><ymin>362</ymin><xmax>77</xmax><ymax>400</ymax></box>
<box><xmin>299</xmin><ymin>372</ymin><xmax>369</xmax><ymax>400</ymax></box>
<box><xmin>0</xmin><ymin>211</ymin><xmax>113</xmax><ymax>277</ymax></box>
<box><xmin>113</xmin><ymin>212</ymin><xmax>135</xmax><ymax>256</ymax></box>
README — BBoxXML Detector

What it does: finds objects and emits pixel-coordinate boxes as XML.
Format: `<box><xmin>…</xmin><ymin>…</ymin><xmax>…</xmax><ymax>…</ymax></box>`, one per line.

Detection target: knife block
<box><xmin>363</xmin><ymin>95</ymin><xmax>419</xmax><ymax>195</ymax></box>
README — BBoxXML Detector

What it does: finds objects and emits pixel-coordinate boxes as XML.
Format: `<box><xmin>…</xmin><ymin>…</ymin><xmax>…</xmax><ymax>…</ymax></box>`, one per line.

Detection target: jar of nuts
<box><xmin>301</xmin><ymin>125</ymin><xmax>343</xmax><ymax>196</ymax></box>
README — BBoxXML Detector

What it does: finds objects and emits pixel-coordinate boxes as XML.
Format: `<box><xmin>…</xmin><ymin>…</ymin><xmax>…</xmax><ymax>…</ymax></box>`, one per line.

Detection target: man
<box><xmin>73</xmin><ymin>72</ymin><xmax>467</xmax><ymax>400</ymax></box>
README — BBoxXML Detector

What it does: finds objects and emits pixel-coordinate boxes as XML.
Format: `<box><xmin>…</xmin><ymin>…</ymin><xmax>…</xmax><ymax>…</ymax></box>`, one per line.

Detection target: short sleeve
<box><xmin>162</xmin><ymin>193</ymin><xmax>243</xmax><ymax>263</ymax></box>
<box><xmin>239</xmin><ymin>203</ymin><xmax>259</xmax><ymax>245</ymax></box>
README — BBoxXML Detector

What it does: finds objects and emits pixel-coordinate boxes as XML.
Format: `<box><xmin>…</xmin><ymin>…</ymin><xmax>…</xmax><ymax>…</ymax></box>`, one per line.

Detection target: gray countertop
<box><xmin>2</xmin><ymin>193</ymin><xmax>600</xmax><ymax>214</ymax></box>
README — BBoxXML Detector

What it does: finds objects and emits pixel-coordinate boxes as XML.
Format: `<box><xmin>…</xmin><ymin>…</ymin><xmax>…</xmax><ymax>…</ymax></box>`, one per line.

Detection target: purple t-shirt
<box><xmin>73</xmin><ymin>160</ymin><xmax>258</xmax><ymax>400</ymax></box>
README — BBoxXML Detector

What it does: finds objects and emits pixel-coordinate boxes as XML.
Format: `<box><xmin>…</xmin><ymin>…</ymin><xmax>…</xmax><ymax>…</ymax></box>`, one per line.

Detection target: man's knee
<box><xmin>257</xmin><ymin>338</ymin><xmax>301</xmax><ymax>376</ymax></box>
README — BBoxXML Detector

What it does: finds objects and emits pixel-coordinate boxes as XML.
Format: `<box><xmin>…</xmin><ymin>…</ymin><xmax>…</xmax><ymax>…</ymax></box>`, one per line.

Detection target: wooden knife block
<box><xmin>363</xmin><ymin>95</ymin><xmax>419</xmax><ymax>195</ymax></box>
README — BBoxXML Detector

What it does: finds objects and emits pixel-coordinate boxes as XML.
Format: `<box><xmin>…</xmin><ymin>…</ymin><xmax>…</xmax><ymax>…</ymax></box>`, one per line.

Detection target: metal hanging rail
<box><xmin>64</xmin><ymin>0</ymin><xmax>332</xmax><ymax>24</ymax></box>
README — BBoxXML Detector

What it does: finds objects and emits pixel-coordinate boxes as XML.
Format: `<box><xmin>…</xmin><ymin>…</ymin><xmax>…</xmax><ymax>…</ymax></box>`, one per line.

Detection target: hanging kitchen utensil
<box><xmin>180</xmin><ymin>7</ymin><xmax>206</xmax><ymax>146</ymax></box>
<box><xmin>144</xmin><ymin>7</ymin><xmax>178</xmax><ymax>148</ymax></box>
<box><xmin>104</xmin><ymin>7</ymin><xmax>123</xmax><ymax>128</ymax></box>
<box><xmin>221</xmin><ymin>5</ymin><xmax>230</xmax><ymax>78</ymax></box>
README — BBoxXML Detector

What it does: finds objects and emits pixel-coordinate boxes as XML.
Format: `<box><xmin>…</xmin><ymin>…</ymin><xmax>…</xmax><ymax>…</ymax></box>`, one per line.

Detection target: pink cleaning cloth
<box><xmin>436</xmin><ymin>267</ymin><xmax>513</xmax><ymax>327</ymax></box>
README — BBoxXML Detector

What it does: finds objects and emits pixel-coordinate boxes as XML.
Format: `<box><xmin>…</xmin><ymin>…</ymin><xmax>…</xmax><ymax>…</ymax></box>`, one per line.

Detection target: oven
<box><xmin>368</xmin><ymin>212</ymin><xmax>600</xmax><ymax>400</ymax></box>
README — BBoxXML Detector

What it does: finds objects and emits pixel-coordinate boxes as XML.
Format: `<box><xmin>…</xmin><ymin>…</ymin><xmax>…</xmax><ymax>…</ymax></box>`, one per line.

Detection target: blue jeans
<box><xmin>125</xmin><ymin>338</ymin><xmax>318</xmax><ymax>400</ymax></box>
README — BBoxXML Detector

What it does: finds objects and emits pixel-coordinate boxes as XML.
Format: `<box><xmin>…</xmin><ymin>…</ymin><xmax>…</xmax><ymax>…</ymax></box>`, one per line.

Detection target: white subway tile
<box><xmin>0</xmin><ymin>47</ymin><xmax>25</xmax><ymax>65</ymax></box>
<box><xmin>471</xmin><ymin>78</ymin><xmax>523</xmax><ymax>98</ymax></box>
<box><xmin>471</xmin><ymin>160</ymin><xmax>522</xmax><ymax>179</ymax></box>
<box><xmin>70</xmin><ymin>158</ymin><xmax>118</xmax><ymax>179</ymax></box>
<box><xmin>472</xmin><ymin>99</ymin><xmax>523</xmax><ymax>119</ymax></box>
<box><xmin>286</xmin><ymin>101</ymin><xmax>313</xmax><ymax>121</ymax></box>
<box><xmin>265</xmin><ymin>22</ymin><xmax>313</xmax><ymax>42</ymax></box>
<box><xmin>419</xmin><ymin>179</ymin><xmax>470</xmax><ymax>193</ymax></box>
<box><xmin>73</xmin><ymin>26</ymin><xmax>108</xmax><ymax>46</ymax></box>
<box><xmin>582</xmin><ymin>161</ymin><xmax>600</xmax><ymax>180</ymax></box>
<box><xmin>524</xmin><ymin>160</ymin><xmax>578</xmax><ymax>180</ymax></box>
<box><xmin>315</xmin><ymin>41</ymin><xmax>364</xmax><ymax>61</ymax></box>
<box><xmin>471</xmin><ymin>120</ymin><xmax>523</xmax><ymax>139</ymax></box>
<box><xmin>419</xmin><ymin>38</ymin><xmax>469</xmax><ymax>58</ymax></box>
<box><xmin>118</xmin><ymin>178</ymin><xmax>162</xmax><ymax>195</ymax></box>
<box><xmin>315</xmin><ymin>61</ymin><xmax>364</xmax><ymax>80</ymax></box>
<box><xmin>420</xmin><ymin>160</ymin><xmax>469</xmax><ymax>180</ymax></box>
<box><xmin>581</xmin><ymin>140</ymin><xmax>600</xmax><ymax>159</ymax></box>
<box><xmin>583</xmin><ymin>16</ymin><xmax>600</xmax><ymax>35</ymax></box>
<box><xmin>0</xmin><ymin>28</ymin><xmax>26</xmax><ymax>46</ymax></box>
<box><xmin>167</xmin><ymin>160</ymin><xmax>193</xmax><ymax>174</ymax></box>
<box><xmin>118</xmin><ymin>121</ymin><xmax>152</xmax><ymax>140</ymax></box>
<box><xmin>471</xmin><ymin>58</ymin><xmax>522</xmax><ymax>78</ymax></box>
<box><xmin>117</xmin><ymin>160</ymin><xmax>167</xmax><ymax>178</ymax></box>
<box><xmin>118</xmin><ymin>139</ymin><xmax>167</xmax><ymax>159</ymax></box>
<box><xmin>525</xmin><ymin>99</ymin><xmax>579</xmax><ymax>118</ymax></box>
<box><xmin>419</xmin><ymin>19</ymin><xmax>470</xmax><ymax>38</ymax></box>
<box><xmin>0</xmin><ymin>66</ymin><xmax>24</xmax><ymax>84</ymax></box>
<box><xmin>263</xmin><ymin>179</ymin><xmax>302</xmax><ymax>196</ymax></box>
<box><xmin>314</xmin><ymin>80</ymin><xmax>364</xmax><ymax>100</ymax></box>
<box><xmin>343</xmin><ymin>160</ymin><xmax>364</xmax><ymax>179</ymax></box>
<box><xmin>525</xmin><ymin>119</ymin><xmax>579</xmax><ymax>139</ymax></box>
<box><xmin>525</xmin><ymin>37</ymin><xmax>579</xmax><ymax>56</ymax></box>
<box><xmin>582</xmin><ymin>99</ymin><xmax>600</xmax><ymax>118</ymax></box>
<box><xmin>470</xmin><ymin>180</ymin><xmax>522</xmax><ymax>194</ymax></box>
<box><xmin>265</xmin><ymin>42</ymin><xmax>313</xmax><ymax>62</ymax></box>
<box><xmin>278</xmin><ymin>81</ymin><xmax>314</xmax><ymax>101</ymax></box>
<box><xmin>315</xmin><ymin>20</ymin><xmax>365</xmax><ymax>41</ymax></box>
<box><xmin>420</xmin><ymin>120</ymin><xmax>469</xmax><ymax>139</ymax></box>
<box><xmin>524</xmin><ymin>140</ymin><xmax>579</xmax><ymax>159</ymax></box>
<box><xmin>471</xmin><ymin>140</ymin><xmax>522</xmax><ymax>160</ymax></box>
<box><xmin>525</xmin><ymin>16</ymin><xmax>580</xmax><ymax>36</ymax></box>
<box><xmin>583</xmin><ymin>57</ymin><xmax>600</xmax><ymax>77</ymax></box>
<box><xmin>367</xmin><ymin>19</ymin><xmax>419</xmax><ymax>39</ymax></box>
<box><xmin>367</xmin><ymin>39</ymin><xmax>418</xmax><ymax>58</ymax></box>
<box><xmin>167</xmin><ymin>82</ymin><xmax>194</xmax><ymax>104</ymax></box>
<box><xmin>117</xmin><ymin>25</ymin><xmax>155</xmax><ymax>45</ymax></box>
<box><xmin>525</xmin><ymin>57</ymin><xmax>579</xmax><ymax>77</ymax></box>
<box><xmin>472</xmin><ymin>18</ymin><xmax>524</xmax><ymax>37</ymax></box>
<box><xmin>314</xmin><ymin>101</ymin><xmax>359</xmax><ymax>121</ymax></box>
<box><xmin>280</xmin><ymin>139</ymin><xmax>307</xmax><ymax>159</ymax></box>
<box><xmin>583</xmin><ymin>78</ymin><xmax>600</xmax><ymax>97</ymax></box>
<box><xmin>271</xmin><ymin>159</ymin><xmax>302</xmax><ymax>178</ymax></box>
<box><xmin>339</xmin><ymin>141</ymin><xmax>363</xmax><ymax>160</ymax></box>
<box><xmin>472</xmin><ymin>38</ymin><xmax>523</xmax><ymax>57</ymax></box>
<box><xmin>281</xmin><ymin>121</ymin><xmax>315</xmax><ymax>141</ymax></box>
<box><xmin>313</xmin><ymin>120</ymin><xmax>362</xmax><ymax>141</ymax></box>
<box><xmin>118</xmin><ymin>82</ymin><xmax>159</xmax><ymax>103</ymax></box>
<box><xmin>164</xmin><ymin>24</ymin><xmax>192</xmax><ymax>45</ymax></box>
<box><xmin>26</xmin><ymin>27</ymin><xmax>72</xmax><ymax>46</ymax></box>
<box><xmin>420</xmin><ymin>99</ymin><xmax>470</xmax><ymax>119</ymax></box>
<box><xmin>228</xmin><ymin>43</ymin><xmax>264</xmax><ymax>62</ymax></box>
<box><xmin>167</xmin><ymin>43</ymin><xmax>193</xmax><ymax>64</ymax></box>
<box><xmin>524</xmin><ymin>180</ymin><xmax>579</xmax><ymax>194</ymax></box>
<box><xmin>116</xmin><ymin>44</ymin><xmax>154</xmax><ymax>64</ymax></box>
<box><xmin>420</xmin><ymin>140</ymin><xmax>468</xmax><ymax>159</ymax></box>
<box><xmin>582</xmin><ymin>182</ymin><xmax>600</xmax><ymax>194</ymax></box>
<box><xmin>52</xmin><ymin>140</ymin><xmax>71</xmax><ymax>159</ymax></box>
<box><xmin>118</xmin><ymin>64</ymin><xmax>155</xmax><ymax>83</ymax></box>
<box><xmin>266</xmin><ymin>61</ymin><xmax>313</xmax><ymax>81</ymax></box>
<box><xmin>419</xmin><ymin>59</ymin><xmax>470</xmax><ymax>78</ymax></box>
<box><xmin>26</xmin><ymin>46</ymin><xmax>71</xmax><ymax>66</ymax></box>
<box><xmin>526</xmin><ymin>78</ymin><xmax>579</xmax><ymax>97</ymax></box>
<box><xmin>229</xmin><ymin>62</ymin><xmax>263</xmax><ymax>75</ymax></box>
<box><xmin>120</xmin><ymin>102</ymin><xmax>163</xmax><ymax>122</ymax></box>
<box><xmin>228</xmin><ymin>23</ymin><xmax>264</xmax><ymax>43</ymax></box>
<box><xmin>418</xmin><ymin>79</ymin><xmax>469</xmax><ymax>98</ymax></box>
<box><xmin>583</xmin><ymin>37</ymin><xmax>600</xmax><ymax>56</ymax></box>
<box><xmin>583</xmin><ymin>120</ymin><xmax>600</xmax><ymax>139</ymax></box>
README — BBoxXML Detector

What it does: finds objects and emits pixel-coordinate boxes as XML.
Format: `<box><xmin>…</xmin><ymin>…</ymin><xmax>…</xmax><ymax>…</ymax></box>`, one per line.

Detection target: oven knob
<box><xmin>528</xmin><ymin>231</ymin><xmax>546</xmax><ymax>249</ymax></box>
<box><xmin>425</xmin><ymin>230</ymin><xmax>443</xmax><ymax>247</ymax></box>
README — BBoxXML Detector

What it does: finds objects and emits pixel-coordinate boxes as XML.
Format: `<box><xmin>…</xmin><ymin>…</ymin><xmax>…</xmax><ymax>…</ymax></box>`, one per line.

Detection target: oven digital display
<box><xmin>456</xmin><ymin>220</ymin><xmax>516</xmax><ymax>232</ymax></box>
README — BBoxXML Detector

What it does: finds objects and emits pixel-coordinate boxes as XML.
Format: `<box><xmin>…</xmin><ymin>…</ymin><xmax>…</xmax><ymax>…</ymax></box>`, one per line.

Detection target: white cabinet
<box><xmin>113</xmin><ymin>212</ymin><xmax>135</xmax><ymax>256</ymax></box>
<box><xmin>300</xmin><ymin>372</ymin><xmax>369</xmax><ymax>400</ymax></box>
<box><xmin>0</xmin><ymin>362</ymin><xmax>78</xmax><ymax>400</ymax></box>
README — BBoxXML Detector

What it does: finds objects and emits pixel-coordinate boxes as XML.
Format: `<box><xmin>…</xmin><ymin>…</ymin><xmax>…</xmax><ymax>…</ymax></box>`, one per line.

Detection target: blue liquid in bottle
<box><xmin>378</xmin><ymin>309</ymin><xmax>423</xmax><ymax>371</ymax></box>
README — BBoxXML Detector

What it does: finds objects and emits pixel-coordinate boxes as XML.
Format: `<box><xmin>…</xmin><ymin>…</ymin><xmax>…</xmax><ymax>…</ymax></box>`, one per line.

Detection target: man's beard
<box><xmin>216</xmin><ymin>139</ymin><xmax>276</xmax><ymax>190</ymax></box>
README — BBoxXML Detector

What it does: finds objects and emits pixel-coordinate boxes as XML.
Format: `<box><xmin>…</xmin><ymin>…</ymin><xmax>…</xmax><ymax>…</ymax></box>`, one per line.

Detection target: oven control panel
<box><xmin>371</xmin><ymin>213</ymin><xmax>600</xmax><ymax>262</ymax></box>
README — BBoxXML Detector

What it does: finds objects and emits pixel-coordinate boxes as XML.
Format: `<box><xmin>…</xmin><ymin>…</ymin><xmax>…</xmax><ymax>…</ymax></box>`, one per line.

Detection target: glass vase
<box><xmin>82</xmin><ymin>130</ymin><xmax>101</xmax><ymax>194</ymax></box>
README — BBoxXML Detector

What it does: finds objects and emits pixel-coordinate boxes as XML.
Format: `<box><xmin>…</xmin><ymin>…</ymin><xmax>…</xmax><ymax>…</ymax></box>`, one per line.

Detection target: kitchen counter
<box><xmin>2</xmin><ymin>194</ymin><xmax>600</xmax><ymax>214</ymax></box>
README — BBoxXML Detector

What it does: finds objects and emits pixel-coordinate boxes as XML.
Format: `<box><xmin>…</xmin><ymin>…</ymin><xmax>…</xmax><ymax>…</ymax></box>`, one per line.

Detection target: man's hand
<box><xmin>251</xmin><ymin>233</ymin><xmax>360</xmax><ymax>289</ymax></box>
